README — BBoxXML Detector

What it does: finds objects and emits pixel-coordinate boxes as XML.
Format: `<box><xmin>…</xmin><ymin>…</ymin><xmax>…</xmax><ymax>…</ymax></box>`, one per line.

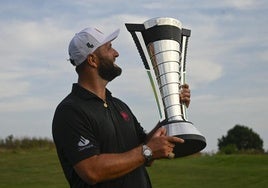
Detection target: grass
<box><xmin>148</xmin><ymin>154</ymin><xmax>268</xmax><ymax>188</ymax></box>
<box><xmin>0</xmin><ymin>148</ymin><xmax>267</xmax><ymax>188</ymax></box>
<box><xmin>0</xmin><ymin>148</ymin><xmax>68</xmax><ymax>188</ymax></box>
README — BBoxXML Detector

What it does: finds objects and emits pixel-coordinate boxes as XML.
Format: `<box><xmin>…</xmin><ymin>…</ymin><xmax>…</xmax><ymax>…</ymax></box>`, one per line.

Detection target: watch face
<box><xmin>144</xmin><ymin>149</ymin><xmax>152</xmax><ymax>157</ymax></box>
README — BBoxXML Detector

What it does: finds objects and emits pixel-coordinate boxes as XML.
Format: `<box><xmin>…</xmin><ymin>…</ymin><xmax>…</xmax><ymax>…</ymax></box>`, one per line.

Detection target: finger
<box><xmin>180</xmin><ymin>89</ymin><xmax>191</xmax><ymax>100</ymax></box>
<box><xmin>153</xmin><ymin>126</ymin><xmax>167</xmax><ymax>137</ymax></box>
<box><xmin>181</xmin><ymin>83</ymin><xmax>189</xmax><ymax>89</ymax></box>
<box><xmin>159</xmin><ymin>127</ymin><xmax>167</xmax><ymax>136</ymax></box>
<box><xmin>167</xmin><ymin>152</ymin><xmax>175</xmax><ymax>159</ymax></box>
<box><xmin>167</xmin><ymin>136</ymin><xmax>184</xmax><ymax>144</ymax></box>
<box><xmin>180</xmin><ymin>89</ymin><xmax>191</xmax><ymax>107</ymax></box>
<box><xmin>181</xmin><ymin>96</ymin><xmax>191</xmax><ymax>103</ymax></box>
<box><xmin>181</xmin><ymin>89</ymin><xmax>191</xmax><ymax>96</ymax></box>
<box><xmin>181</xmin><ymin>95</ymin><xmax>191</xmax><ymax>101</ymax></box>
<box><xmin>180</xmin><ymin>88</ymin><xmax>191</xmax><ymax>97</ymax></box>
<box><xmin>168</xmin><ymin>142</ymin><xmax>175</xmax><ymax>148</ymax></box>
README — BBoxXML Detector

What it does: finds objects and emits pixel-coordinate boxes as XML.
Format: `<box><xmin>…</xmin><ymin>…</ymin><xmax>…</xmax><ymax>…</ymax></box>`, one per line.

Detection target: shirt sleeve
<box><xmin>132</xmin><ymin>113</ymin><xmax>147</xmax><ymax>143</ymax></box>
<box><xmin>52</xmin><ymin>103</ymin><xmax>100</xmax><ymax>166</ymax></box>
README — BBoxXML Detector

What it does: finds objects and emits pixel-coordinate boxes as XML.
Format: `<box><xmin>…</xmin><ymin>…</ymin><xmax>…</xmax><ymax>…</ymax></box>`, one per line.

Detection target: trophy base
<box><xmin>163</xmin><ymin>120</ymin><xmax>206</xmax><ymax>158</ymax></box>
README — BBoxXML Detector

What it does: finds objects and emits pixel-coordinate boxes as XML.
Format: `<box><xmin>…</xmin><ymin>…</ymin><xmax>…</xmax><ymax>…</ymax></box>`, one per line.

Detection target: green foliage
<box><xmin>218</xmin><ymin>144</ymin><xmax>238</xmax><ymax>154</ymax></box>
<box><xmin>0</xmin><ymin>135</ymin><xmax>54</xmax><ymax>150</ymax></box>
<box><xmin>0</xmin><ymin>149</ymin><xmax>267</xmax><ymax>188</ymax></box>
<box><xmin>218</xmin><ymin>124</ymin><xmax>264</xmax><ymax>153</ymax></box>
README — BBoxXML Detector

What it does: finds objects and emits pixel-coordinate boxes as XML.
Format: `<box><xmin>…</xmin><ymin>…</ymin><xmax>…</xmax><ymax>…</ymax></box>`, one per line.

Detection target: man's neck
<box><xmin>78</xmin><ymin>79</ymin><xmax>108</xmax><ymax>101</ymax></box>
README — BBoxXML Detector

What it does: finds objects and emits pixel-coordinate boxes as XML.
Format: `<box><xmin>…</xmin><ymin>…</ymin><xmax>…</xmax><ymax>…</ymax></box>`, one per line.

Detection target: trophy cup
<box><xmin>125</xmin><ymin>17</ymin><xmax>206</xmax><ymax>157</ymax></box>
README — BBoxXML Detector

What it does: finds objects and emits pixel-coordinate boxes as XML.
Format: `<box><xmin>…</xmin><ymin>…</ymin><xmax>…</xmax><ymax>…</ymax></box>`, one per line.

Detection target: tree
<box><xmin>218</xmin><ymin>124</ymin><xmax>264</xmax><ymax>153</ymax></box>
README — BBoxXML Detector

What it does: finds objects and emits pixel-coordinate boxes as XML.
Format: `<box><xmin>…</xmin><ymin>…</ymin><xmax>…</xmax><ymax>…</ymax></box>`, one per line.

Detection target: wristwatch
<box><xmin>142</xmin><ymin>144</ymin><xmax>152</xmax><ymax>162</ymax></box>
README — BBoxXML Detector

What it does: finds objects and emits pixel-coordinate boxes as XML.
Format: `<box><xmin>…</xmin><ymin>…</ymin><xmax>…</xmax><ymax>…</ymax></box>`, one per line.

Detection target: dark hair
<box><xmin>69</xmin><ymin>59</ymin><xmax>76</xmax><ymax>66</ymax></box>
<box><xmin>75</xmin><ymin>59</ymin><xmax>88</xmax><ymax>74</ymax></box>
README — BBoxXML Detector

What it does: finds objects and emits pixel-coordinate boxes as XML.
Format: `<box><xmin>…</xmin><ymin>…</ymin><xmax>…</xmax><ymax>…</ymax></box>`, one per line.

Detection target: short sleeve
<box><xmin>52</xmin><ymin>103</ymin><xmax>100</xmax><ymax>166</ymax></box>
<box><xmin>132</xmin><ymin>113</ymin><xmax>147</xmax><ymax>143</ymax></box>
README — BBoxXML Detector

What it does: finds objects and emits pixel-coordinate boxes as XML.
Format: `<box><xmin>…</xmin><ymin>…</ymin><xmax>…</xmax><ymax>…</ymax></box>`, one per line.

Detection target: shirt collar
<box><xmin>71</xmin><ymin>83</ymin><xmax>112</xmax><ymax>100</ymax></box>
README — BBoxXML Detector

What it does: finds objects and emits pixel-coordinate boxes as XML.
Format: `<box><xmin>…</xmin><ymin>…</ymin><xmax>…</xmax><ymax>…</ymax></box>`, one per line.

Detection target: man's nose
<box><xmin>114</xmin><ymin>49</ymin><xmax>119</xmax><ymax>57</ymax></box>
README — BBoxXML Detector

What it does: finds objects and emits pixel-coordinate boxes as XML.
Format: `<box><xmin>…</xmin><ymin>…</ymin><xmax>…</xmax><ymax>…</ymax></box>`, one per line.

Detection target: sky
<box><xmin>0</xmin><ymin>0</ymin><xmax>267</xmax><ymax>152</ymax></box>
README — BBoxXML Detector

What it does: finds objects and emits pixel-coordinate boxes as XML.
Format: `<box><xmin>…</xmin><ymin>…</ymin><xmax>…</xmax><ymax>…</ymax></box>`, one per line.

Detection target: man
<box><xmin>52</xmin><ymin>27</ymin><xmax>191</xmax><ymax>188</ymax></box>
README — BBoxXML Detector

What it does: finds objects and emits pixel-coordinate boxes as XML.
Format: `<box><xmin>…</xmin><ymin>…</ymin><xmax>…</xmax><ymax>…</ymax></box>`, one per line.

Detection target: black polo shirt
<box><xmin>52</xmin><ymin>84</ymin><xmax>152</xmax><ymax>188</ymax></box>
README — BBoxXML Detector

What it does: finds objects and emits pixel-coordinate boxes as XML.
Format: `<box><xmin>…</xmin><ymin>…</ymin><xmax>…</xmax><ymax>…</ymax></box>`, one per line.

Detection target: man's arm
<box><xmin>74</xmin><ymin>145</ymin><xmax>144</xmax><ymax>185</ymax></box>
<box><xmin>74</xmin><ymin>127</ymin><xmax>184</xmax><ymax>185</ymax></box>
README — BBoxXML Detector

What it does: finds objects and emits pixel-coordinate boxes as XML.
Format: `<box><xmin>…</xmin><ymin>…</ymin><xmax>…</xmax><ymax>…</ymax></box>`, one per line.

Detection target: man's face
<box><xmin>95</xmin><ymin>42</ymin><xmax>122</xmax><ymax>82</ymax></box>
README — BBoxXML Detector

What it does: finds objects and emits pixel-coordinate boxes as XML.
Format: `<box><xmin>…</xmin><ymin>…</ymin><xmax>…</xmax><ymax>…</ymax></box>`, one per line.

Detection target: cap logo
<box><xmin>86</xmin><ymin>42</ymin><xmax>94</xmax><ymax>48</ymax></box>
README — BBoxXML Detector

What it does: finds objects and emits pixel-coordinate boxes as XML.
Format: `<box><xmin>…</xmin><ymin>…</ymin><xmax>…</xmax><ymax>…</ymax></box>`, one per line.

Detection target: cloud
<box><xmin>0</xmin><ymin>72</ymin><xmax>30</xmax><ymax>98</ymax></box>
<box><xmin>223</xmin><ymin>0</ymin><xmax>264</xmax><ymax>9</ymax></box>
<box><xmin>0</xmin><ymin>96</ymin><xmax>53</xmax><ymax>112</ymax></box>
<box><xmin>0</xmin><ymin>19</ymin><xmax>71</xmax><ymax>62</ymax></box>
<box><xmin>0</xmin><ymin>17</ymin><xmax>78</xmax><ymax>119</ymax></box>
<box><xmin>188</xmin><ymin>60</ymin><xmax>223</xmax><ymax>88</ymax></box>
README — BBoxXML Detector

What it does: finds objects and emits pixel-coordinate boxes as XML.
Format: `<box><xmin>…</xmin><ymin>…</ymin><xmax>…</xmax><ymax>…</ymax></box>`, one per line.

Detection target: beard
<box><xmin>97</xmin><ymin>57</ymin><xmax>122</xmax><ymax>82</ymax></box>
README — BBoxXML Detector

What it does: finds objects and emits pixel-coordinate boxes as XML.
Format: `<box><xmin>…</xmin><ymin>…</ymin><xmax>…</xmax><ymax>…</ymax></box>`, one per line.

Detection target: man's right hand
<box><xmin>146</xmin><ymin>126</ymin><xmax>184</xmax><ymax>159</ymax></box>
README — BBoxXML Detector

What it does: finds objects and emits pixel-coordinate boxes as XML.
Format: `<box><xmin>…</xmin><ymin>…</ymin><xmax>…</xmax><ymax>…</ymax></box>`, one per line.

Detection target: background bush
<box><xmin>0</xmin><ymin>135</ymin><xmax>54</xmax><ymax>150</ymax></box>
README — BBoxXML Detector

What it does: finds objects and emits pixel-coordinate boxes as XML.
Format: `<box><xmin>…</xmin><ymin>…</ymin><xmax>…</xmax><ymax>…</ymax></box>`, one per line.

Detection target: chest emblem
<box><xmin>120</xmin><ymin>111</ymin><xmax>130</xmax><ymax>122</ymax></box>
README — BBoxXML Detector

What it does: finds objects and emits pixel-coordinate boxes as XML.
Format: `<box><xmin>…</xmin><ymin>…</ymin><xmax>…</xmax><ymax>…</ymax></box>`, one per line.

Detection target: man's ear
<box><xmin>87</xmin><ymin>54</ymin><xmax>98</xmax><ymax>68</ymax></box>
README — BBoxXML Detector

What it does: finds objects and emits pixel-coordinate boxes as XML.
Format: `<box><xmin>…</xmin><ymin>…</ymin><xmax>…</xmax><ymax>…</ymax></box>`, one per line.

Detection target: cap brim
<box><xmin>99</xmin><ymin>29</ymin><xmax>120</xmax><ymax>47</ymax></box>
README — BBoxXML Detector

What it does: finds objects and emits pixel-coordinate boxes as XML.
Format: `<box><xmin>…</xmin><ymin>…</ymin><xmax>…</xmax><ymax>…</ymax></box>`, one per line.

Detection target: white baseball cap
<box><xmin>68</xmin><ymin>27</ymin><xmax>120</xmax><ymax>66</ymax></box>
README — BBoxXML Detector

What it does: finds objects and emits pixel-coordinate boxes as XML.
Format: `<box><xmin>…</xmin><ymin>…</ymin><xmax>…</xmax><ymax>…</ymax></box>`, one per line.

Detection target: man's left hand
<box><xmin>180</xmin><ymin>84</ymin><xmax>191</xmax><ymax>107</ymax></box>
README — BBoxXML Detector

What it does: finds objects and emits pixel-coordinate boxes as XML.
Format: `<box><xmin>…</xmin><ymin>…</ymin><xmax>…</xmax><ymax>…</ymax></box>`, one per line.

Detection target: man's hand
<box><xmin>180</xmin><ymin>84</ymin><xmax>191</xmax><ymax>107</ymax></box>
<box><xmin>146</xmin><ymin>127</ymin><xmax>184</xmax><ymax>159</ymax></box>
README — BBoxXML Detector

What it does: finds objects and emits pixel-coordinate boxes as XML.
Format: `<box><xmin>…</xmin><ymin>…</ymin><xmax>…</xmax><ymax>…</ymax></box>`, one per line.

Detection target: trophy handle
<box><xmin>180</xmin><ymin>29</ymin><xmax>191</xmax><ymax>120</ymax></box>
<box><xmin>125</xmin><ymin>23</ymin><xmax>166</xmax><ymax>120</ymax></box>
<box><xmin>125</xmin><ymin>24</ymin><xmax>149</xmax><ymax>70</ymax></box>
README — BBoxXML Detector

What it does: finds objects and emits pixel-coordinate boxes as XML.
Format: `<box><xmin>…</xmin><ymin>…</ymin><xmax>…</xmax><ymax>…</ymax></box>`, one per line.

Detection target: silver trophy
<box><xmin>125</xmin><ymin>17</ymin><xmax>206</xmax><ymax>157</ymax></box>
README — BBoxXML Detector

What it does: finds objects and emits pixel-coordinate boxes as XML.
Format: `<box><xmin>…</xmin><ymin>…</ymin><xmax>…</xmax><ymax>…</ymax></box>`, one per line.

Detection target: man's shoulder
<box><xmin>57</xmin><ymin>93</ymin><xmax>76</xmax><ymax>108</ymax></box>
